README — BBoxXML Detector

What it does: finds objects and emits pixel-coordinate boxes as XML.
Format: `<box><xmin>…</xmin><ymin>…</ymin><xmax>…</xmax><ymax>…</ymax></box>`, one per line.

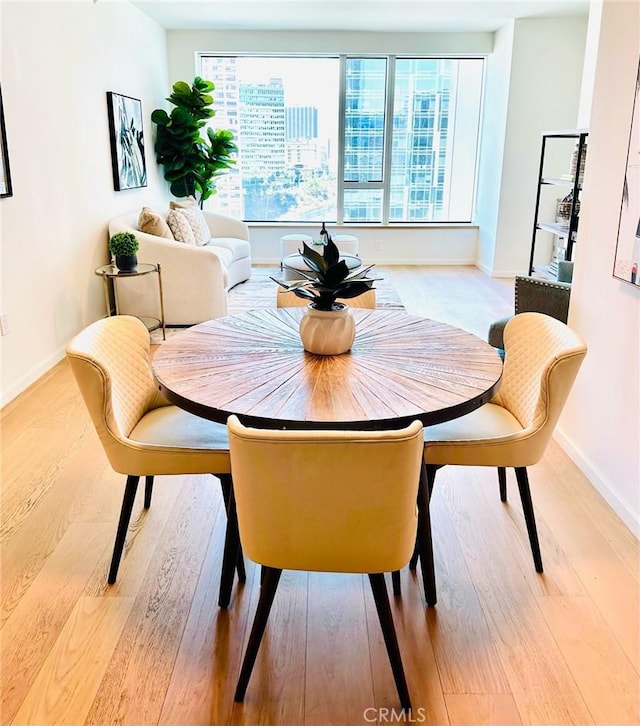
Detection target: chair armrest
<box><xmin>514</xmin><ymin>276</ymin><xmax>571</xmax><ymax>323</ymax></box>
<box><xmin>487</xmin><ymin>315</ymin><xmax>512</xmax><ymax>350</ymax></box>
<box><xmin>203</xmin><ymin>211</ymin><xmax>250</xmax><ymax>241</ymax></box>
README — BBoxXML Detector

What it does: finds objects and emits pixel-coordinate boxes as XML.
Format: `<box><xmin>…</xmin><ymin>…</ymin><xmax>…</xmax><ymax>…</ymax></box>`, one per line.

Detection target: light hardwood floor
<box><xmin>2</xmin><ymin>266</ymin><xmax>638</xmax><ymax>726</ymax></box>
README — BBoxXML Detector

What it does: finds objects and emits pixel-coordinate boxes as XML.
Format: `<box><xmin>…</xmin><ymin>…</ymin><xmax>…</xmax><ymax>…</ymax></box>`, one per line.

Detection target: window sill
<box><xmin>245</xmin><ymin>222</ymin><xmax>479</xmax><ymax>230</ymax></box>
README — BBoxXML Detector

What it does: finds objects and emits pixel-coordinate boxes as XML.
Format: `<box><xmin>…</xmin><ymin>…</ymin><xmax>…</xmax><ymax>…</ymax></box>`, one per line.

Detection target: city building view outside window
<box><xmin>200</xmin><ymin>55</ymin><xmax>484</xmax><ymax>224</ymax></box>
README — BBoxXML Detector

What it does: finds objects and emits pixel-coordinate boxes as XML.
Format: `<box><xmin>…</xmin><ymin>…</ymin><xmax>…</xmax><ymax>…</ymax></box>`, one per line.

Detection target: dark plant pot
<box><xmin>115</xmin><ymin>254</ymin><xmax>138</xmax><ymax>272</ymax></box>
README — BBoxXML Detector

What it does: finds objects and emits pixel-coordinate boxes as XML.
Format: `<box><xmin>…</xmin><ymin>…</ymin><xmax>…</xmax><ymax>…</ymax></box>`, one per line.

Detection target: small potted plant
<box><xmin>109</xmin><ymin>232</ymin><xmax>139</xmax><ymax>273</ymax></box>
<box><xmin>272</xmin><ymin>234</ymin><xmax>377</xmax><ymax>355</ymax></box>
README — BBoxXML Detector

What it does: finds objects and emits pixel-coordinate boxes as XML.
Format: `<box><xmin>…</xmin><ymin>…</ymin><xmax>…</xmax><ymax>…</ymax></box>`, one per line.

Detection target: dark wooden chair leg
<box><xmin>219</xmin><ymin>479</ymin><xmax>241</xmax><ymax>608</ymax></box>
<box><xmin>143</xmin><ymin>475</ymin><xmax>154</xmax><ymax>509</ymax></box>
<box><xmin>236</xmin><ymin>550</ymin><xmax>247</xmax><ymax>583</ymax></box>
<box><xmin>219</xmin><ymin>474</ymin><xmax>231</xmax><ymax>501</ymax></box>
<box><xmin>408</xmin><ymin>541</ymin><xmax>419</xmax><ymax>571</ymax></box>
<box><xmin>426</xmin><ymin>464</ymin><xmax>437</xmax><ymax>500</ymax></box>
<box><xmin>409</xmin><ymin>464</ymin><xmax>438</xmax><ymax>572</ymax></box>
<box><xmin>368</xmin><ymin>573</ymin><xmax>412</xmax><ymax>712</ymax></box>
<box><xmin>391</xmin><ymin>570</ymin><xmax>401</xmax><ymax>597</ymax></box>
<box><xmin>417</xmin><ymin>463</ymin><xmax>437</xmax><ymax>607</ymax></box>
<box><xmin>498</xmin><ymin>467</ymin><xmax>507</xmax><ymax>502</ymax></box>
<box><xmin>219</xmin><ymin>474</ymin><xmax>246</xmax><ymax>584</ymax></box>
<box><xmin>235</xmin><ymin>567</ymin><xmax>282</xmax><ymax>702</ymax></box>
<box><xmin>514</xmin><ymin>467</ymin><xmax>543</xmax><ymax>573</ymax></box>
<box><xmin>108</xmin><ymin>475</ymin><xmax>140</xmax><ymax>584</ymax></box>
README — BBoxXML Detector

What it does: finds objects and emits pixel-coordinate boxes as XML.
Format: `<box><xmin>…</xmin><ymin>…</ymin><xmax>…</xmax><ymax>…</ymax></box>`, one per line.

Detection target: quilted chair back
<box><xmin>227</xmin><ymin>416</ymin><xmax>424</xmax><ymax>574</ymax></box>
<box><xmin>66</xmin><ymin>316</ymin><xmax>166</xmax><ymax>470</ymax></box>
<box><xmin>492</xmin><ymin>312</ymin><xmax>586</xmax><ymax>461</ymax></box>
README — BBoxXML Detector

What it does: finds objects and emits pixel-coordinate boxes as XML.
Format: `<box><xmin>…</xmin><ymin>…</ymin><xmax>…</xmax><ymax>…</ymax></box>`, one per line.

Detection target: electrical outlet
<box><xmin>0</xmin><ymin>314</ymin><xmax>9</xmax><ymax>336</ymax></box>
<box><xmin>374</xmin><ymin>240</ymin><xmax>382</xmax><ymax>252</ymax></box>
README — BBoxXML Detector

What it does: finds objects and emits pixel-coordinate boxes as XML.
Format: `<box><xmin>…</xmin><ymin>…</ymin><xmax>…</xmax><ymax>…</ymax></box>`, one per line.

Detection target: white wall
<box><xmin>0</xmin><ymin>1</ymin><xmax>169</xmax><ymax>406</ymax></box>
<box><xmin>248</xmin><ymin>224</ymin><xmax>478</xmax><ymax>265</ymax></box>
<box><xmin>577</xmin><ymin>0</ymin><xmax>604</xmax><ymax>127</ymax></box>
<box><xmin>489</xmin><ymin>16</ymin><xmax>588</xmax><ymax>277</ymax></box>
<box><xmin>166</xmin><ymin>29</ymin><xmax>494</xmax><ymax>81</ymax></box>
<box><xmin>557</xmin><ymin>0</ymin><xmax>640</xmax><ymax>536</ymax></box>
<box><xmin>475</xmin><ymin>21</ymin><xmax>514</xmax><ymax>275</ymax></box>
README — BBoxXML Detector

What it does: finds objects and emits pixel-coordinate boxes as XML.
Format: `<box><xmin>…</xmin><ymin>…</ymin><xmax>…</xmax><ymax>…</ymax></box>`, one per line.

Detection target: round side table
<box><xmin>95</xmin><ymin>262</ymin><xmax>166</xmax><ymax>340</ymax></box>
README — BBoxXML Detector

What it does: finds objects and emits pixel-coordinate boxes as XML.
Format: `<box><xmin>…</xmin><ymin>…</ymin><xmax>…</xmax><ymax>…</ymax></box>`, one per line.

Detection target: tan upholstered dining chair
<box><xmin>227</xmin><ymin>416</ymin><xmax>424</xmax><ymax>711</ymax></box>
<box><xmin>416</xmin><ymin>312</ymin><xmax>586</xmax><ymax>575</ymax></box>
<box><xmin>66</xmin><ymin>315</ymin><xmax>243</xmax><ymax>606</ymax></box>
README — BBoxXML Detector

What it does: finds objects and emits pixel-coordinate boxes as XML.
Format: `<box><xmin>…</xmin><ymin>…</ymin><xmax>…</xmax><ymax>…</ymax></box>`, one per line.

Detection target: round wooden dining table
<box><xmin>152</xmin><ymin>307</ymin><xmax>503</xmax><ymax>431</ymax></box>
<box><xmin>152</xmin><ymin>307</ymin><xmax>503</xmax><ymax>608</ymax></box>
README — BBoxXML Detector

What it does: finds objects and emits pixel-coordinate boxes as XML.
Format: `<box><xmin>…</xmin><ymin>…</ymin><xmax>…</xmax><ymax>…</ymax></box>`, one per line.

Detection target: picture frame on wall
<box><xmin>0</xmin><ymin>87</ymin><xmax>13</xmax><ymax>198</ymax></box>
<box><xmin>613</xmin><ymin>58</ymin><xmax>640</xmax><ymax>287</ymax></box>
<box><xmin>106</xmin><ymin>91</ymin><xmax>147</xmax><ymax>191</ymax></box>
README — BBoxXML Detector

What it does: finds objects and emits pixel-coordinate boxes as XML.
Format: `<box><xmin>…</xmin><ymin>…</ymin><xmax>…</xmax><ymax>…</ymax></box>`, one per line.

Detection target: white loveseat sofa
<box><xmin>108</xmin><ymin>209</ymin><xmax>251</xmax><ymax>325</ymax></box>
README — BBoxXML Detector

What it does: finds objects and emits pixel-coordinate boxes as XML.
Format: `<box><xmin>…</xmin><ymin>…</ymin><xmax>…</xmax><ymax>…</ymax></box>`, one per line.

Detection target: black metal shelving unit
<box><xmin>528</xmin><ymin>129</ymin><xmax>589</xmax><ymax>277</ymax></box>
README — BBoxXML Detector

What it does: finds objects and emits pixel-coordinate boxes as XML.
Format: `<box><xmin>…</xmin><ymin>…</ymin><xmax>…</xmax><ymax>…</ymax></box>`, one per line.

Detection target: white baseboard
<box><xmin>251</xmin><ymin>258</ymin><xmax>282</xmax><ymax>266</ymax></box>
<box><xmin>475</xmin><ymin>260</ymin><xmax>520</xmax><ymax>278</ymax></box>
<box><xmin>491</xmin><ymin>269</ymin><xmax>521</xmax><ymax>278</ymax></box>
<box><xmin>375</xmin><ymin>258</ymin><xmax>478</xmax><ymax>266</ymax></box>
<box><xmin>1</xmin><ymin>347</ymin><xmax>66</xmax><ymax>409</ymax></box>
<box><xmin>554</xmin><ymin>427</ymin><xmax>640</xmax><ymax>539</ymax></box>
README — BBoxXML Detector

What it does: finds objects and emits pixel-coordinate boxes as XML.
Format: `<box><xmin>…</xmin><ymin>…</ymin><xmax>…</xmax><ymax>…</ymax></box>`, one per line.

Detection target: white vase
<box><xmin>299</xmin><ymin>304</ymin><xmax>356</xmax><ymax>355</ymax></box>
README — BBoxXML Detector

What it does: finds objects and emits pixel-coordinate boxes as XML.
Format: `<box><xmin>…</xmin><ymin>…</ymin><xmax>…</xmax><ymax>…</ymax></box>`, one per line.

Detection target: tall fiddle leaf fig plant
<box><xmin>151</xmin><ymin>77</ymin><xmax>237</xmax><ymax>206</ymax></box>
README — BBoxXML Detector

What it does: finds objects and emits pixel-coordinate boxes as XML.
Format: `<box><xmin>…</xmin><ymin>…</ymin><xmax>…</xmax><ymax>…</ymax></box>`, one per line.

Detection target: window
<box><xmin>199</xmin><ymin>54</ymin><xmax>483</xmax><ymax>224</ymax></box>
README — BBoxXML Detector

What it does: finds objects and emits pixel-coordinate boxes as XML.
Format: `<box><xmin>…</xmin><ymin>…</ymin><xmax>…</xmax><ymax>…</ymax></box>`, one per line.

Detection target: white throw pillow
<box><xmin>167</xmin><ymin>209</ymin><xmax>196</xmax><ymax>245</ymax></box>
<box><xmin>175</xmin><ymin>205</ymin><xmax>211</xmax><ymax>247</ymax></box>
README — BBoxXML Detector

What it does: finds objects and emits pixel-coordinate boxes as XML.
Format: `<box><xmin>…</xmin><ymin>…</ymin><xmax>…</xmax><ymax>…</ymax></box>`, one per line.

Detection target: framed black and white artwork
<box><xmin>613</xmin><ymin>58</ymin><xmax>640</xmax><ymax>287</ymax></box>
<box><xmin>106</xmin><ymin>91</ymin><xmax>147</xmax><ymax>191</ymax></box>
<box><xmin>0</xmin><ymin>87</ymin><xmax>13</xmax><ymax>198</ymax></box>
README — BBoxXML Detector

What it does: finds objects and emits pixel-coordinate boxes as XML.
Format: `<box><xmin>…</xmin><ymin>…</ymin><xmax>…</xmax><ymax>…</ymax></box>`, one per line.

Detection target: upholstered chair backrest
<box><xmin>514</xmin><ymin>276</ymin><xmax>571</xmax><ymax>322</ymax></box>
<box><xmin>66</xmin><ymin>315</ymin><xmax>167</xmax><ymax>469</ymax></box>
<box><xmin>492</xmin><ymin>312</ymin><xmax>586</xmax><ymax>459</ymax></box>
<box><xmin>227</xmin><ymin>417</ymin><xmax>424</xmax><ymax>574</ymax></box>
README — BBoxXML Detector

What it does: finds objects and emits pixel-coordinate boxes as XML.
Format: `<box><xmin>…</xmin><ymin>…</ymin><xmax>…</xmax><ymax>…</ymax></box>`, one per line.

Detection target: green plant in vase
<box><xmin>109</xmin><ymin>231</ymin><xmax>139</xmax><ymax>273</ymax></box>
<box><xmin>272</xmin><ymin>233</ymin><xmax>378</xmax><ymax>355</ymax></box>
